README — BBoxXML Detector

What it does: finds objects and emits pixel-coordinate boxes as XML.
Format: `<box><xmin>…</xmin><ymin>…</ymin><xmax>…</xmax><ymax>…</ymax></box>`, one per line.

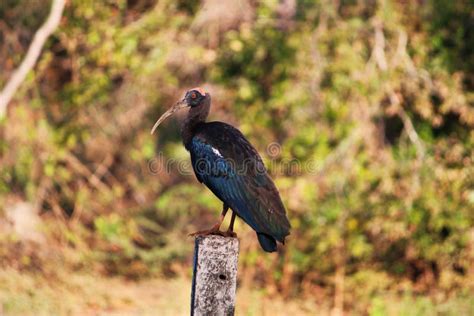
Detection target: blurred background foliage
<box><xmin>0</xmin><ymin>0</ymin><xmax>473</xmax><ymax>315</ymax></box>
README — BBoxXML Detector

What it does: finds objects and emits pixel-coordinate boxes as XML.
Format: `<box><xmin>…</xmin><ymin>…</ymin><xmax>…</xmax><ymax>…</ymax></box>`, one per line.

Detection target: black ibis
<box><xmin>151</xmin><ymin>88</ymin><xmax>290</xmax><ymax>252</ymax></box>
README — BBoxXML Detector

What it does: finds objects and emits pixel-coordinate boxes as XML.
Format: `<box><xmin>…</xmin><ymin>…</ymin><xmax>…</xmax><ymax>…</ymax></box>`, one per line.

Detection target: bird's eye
<box><xmin>191</xmin><ymin>93</ymin><xmax>197</xmax><ymax>99</ymax></box>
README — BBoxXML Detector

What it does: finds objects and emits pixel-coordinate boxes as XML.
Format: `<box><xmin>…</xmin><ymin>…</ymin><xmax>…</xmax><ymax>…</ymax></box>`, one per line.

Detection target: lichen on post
<box><xmin>191</xmin><ymin>235</ymin><xmax>239</xmax><ymax>316</ymax></box>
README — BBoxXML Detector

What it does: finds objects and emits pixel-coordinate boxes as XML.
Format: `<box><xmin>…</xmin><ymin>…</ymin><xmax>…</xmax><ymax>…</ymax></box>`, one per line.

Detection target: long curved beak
<box><xmin>150</xmin><ymin>100</ymin><xmax>187</xmax><ymax>135</ymax></box>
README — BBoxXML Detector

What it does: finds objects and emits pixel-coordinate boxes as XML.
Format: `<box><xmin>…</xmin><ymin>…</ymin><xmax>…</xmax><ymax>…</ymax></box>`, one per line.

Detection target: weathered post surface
<box><xmin>191</xmin><ymin>235</ymin><xmax>239</xmax><ymax>316</ymax></box>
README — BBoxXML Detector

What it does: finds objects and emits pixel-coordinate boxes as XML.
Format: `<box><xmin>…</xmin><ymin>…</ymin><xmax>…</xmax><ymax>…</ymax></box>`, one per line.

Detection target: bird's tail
<box><xmin>257</xmin><ymin>233</ymin><xmax>277</xmax><ymax>252</ymax></box>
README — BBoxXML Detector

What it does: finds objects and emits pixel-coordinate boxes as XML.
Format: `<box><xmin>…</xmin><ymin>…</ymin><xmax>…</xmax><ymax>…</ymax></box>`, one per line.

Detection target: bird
<box><xmin>151</xmin><ymin>88</ymin><xmax>290</xmax><ymax>252</ymax></box>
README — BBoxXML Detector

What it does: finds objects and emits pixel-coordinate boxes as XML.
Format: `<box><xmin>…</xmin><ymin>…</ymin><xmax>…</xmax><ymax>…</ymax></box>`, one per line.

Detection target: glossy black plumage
<box><xmin>187</xmin><ymin>122</ymin><xmax>290</xmax><ymax>251</ymax></box>
<box><xmin>151</xmin><ymin>88</ymin><xmax>290</xmax><ymax>252</ymax></box>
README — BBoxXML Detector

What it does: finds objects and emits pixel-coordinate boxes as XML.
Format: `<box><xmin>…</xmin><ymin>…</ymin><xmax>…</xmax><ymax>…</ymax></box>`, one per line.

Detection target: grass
<box><xmin>0</xmin><ymin>268</ymin><xmax>319</xmax><ymax>316</ymax></box>
<box><xmin>0</xmin><ymin>268</ymin><xmax>472</xmax><ymax>315</ymax></box>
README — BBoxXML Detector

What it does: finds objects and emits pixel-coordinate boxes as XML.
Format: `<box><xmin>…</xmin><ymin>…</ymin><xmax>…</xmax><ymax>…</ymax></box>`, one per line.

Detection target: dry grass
<box><xmin>0</xmin><ymin>268</ymin><xmax>318</xmax><ymax>316</ymax></box>
<box><xmin>1</xmin><ymin>268</ymin><xmax>473</xmax><ymax>315</ymax></box>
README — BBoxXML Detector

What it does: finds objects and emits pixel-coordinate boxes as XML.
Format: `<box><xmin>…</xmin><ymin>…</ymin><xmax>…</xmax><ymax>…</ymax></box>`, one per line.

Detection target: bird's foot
<box><xmin>223</xmin><ymin>230</ymin><xmax>237</xmax><ymax>238</ymax></box>
<box><xmin>188</xmin><ymin>229</ymin><xmax>225</xmax><ymax>237</ymax></box>
<box><xmin>188</xmin><ymin>226</ymin><xmax>237</xmax><ymax>238</ymax></box>
<box><xmin>188</xmin><ymin>223</ymin><xmax>222</xmax><ymax>237</ymax></box>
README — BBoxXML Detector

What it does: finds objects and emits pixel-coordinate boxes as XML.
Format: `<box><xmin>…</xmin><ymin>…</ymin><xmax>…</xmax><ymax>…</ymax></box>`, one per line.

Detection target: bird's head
<box><xmin>151</xmin><ymin>87</ymin><xmax>210</xmax><ymax>134</ymax></box>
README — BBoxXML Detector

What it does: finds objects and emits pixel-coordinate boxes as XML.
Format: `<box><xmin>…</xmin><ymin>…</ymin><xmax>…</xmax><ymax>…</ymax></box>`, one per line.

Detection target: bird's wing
<box><xmin>189</xmin><ymin>122</ymin><xmax>290</xmax><ymax>242</ymax></box>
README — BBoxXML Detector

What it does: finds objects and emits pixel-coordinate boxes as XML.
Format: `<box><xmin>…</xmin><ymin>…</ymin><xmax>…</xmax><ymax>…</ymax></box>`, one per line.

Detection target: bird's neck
<box><xmin>181</xmin><ymin>98</ymin><xmax>211</xmax><ymax>148</ymax></box>
<box><xmin>181</xmin><ymin>115</ymin><xmax>203</xmax><ymax>147</ymax></box>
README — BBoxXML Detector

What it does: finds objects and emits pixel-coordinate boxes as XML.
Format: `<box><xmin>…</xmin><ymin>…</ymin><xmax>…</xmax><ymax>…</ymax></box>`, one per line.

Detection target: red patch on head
<box><xmin>191</xmin><ymin>87</ymin><xmax>206</xmax><ymax>95</ymax></box>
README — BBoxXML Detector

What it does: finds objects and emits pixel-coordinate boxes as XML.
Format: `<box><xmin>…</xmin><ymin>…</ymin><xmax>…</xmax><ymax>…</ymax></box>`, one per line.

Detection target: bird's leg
<box><xmin>224</xmin><ymin>211</ymin><xmax>237</xmax><ymax>237</ymax></box>
<box><xmin>189</xmin><ymin>204</ymin><xmax>229</xmax><ymax>237</ymax></box>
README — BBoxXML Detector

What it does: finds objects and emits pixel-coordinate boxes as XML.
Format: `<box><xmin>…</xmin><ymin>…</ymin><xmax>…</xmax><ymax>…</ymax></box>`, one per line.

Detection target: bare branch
<box><xmin>369</xmin><ymin>19</ymin><xmax>388</xmax><ymax>71</ymax></box>
<box><xmin>398</xmin><ymin>107</ymin><xmax>426</xmax><ymax>159</ymax></box>
<box><xmin>392</xmin><ymin>30</ymin><xmax>434</xmax><ymax>90</ymax></box>
<box><xmin>388</xmin><ymin>92</ymin><xmax>426</xmax><ymax>159</ymax></box>
<box><xmin>316</xmin><ymin>129</ymin><xmax>362</xmax><ymax>175</ymax></box>
<box><xmin>0</xmin><ymin>0</ymin><xmax>66</xmax><ymax>118</ymax></box>
<box><xmin>392</xmin><ymin>30</ymin><xmax>416</xmax><ymax>75</ymax></box>
<box><xmin>64</xmin><ymin>153</ymin><xmax>111</xmax><ymax>193</ymax></box>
